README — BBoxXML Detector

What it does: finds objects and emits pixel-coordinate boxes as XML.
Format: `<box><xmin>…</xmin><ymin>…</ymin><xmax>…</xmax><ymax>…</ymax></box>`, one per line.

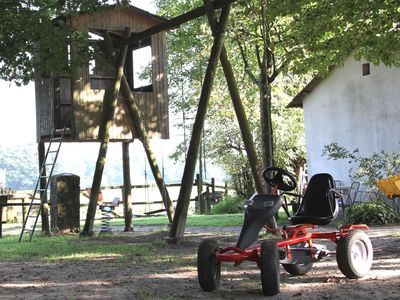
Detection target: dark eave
<box><xmin>287</xmin><ymin>76</ymin><xmax>324</xmax><ymax>108</ymax></box>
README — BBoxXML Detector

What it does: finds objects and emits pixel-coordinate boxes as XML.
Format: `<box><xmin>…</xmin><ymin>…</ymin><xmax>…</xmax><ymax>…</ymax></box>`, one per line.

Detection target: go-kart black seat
<box><xmin>290</xmin><ymin>173</ymin><xmax>338</xmax><ymax>225</ymax></box>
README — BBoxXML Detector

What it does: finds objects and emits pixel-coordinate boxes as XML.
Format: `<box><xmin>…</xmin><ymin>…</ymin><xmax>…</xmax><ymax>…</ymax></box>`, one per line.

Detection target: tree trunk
<box><xmin>203</xmin><ymin>0</ymin><xmax>267</xmax><ymax>195</ymax></box>
<box><xmin>260</xmin><ymin>63</ymin><xmax>274</xmax><ymax>171</ymax></box>
<box><xmin>80</xmin><ymin>28</ymin><xmax>130</xmax><ymax>237</ymax></box>
<box><xmin>259</xmin><ymin>54</ymin><xmax>277</xmax><ymax>229</ymax></box>
<box><xmin>169</xmin><ymin>5</ymin><xmax>231</xmax><ymax>242</ymax></box>
<box><xmin>122</xmin><ymin>141</ymin><xmax>133</xmax><ymax>232</ymax></box>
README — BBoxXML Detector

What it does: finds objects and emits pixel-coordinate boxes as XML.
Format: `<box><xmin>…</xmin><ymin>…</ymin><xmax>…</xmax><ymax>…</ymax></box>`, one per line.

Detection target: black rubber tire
<box><xmin>260</xmin><ymin>240</ymin><xmax>280</xmax><ymax>296</ymax></box>
<box><xmin>282</xmin><ymin>262</ymin><xmax>313</xmax><ymax>276</ymax></box>
<box><xmin>336</xmin><ymin>229</ymin><xmax>373</xmax><ymax>279</ymax></box>
<box><xmin>197</xmin><ymin>239</ymin><xmax>221</xmax><ymax>292</ymax></box>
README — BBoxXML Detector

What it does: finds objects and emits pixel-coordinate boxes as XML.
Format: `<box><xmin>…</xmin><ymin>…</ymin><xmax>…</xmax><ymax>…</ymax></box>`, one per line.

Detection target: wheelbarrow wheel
<box><xmin>260</xmin><ymin>240</ymin><xmax>280</xmax><ymax>296</ymax></box>
<box><xmin>197</xmin><ymin>239</ymin><xmax>221</xmax><ymax>292</ymax></box>
<box><xmin>336</xmin><ymin>229</ymin><xmax>373</xmax><ymax>279</ymax></box>
<box><xmin>282</xmin><ymin>262</ymin><xmax>313</xmax><ymax>276</ymax></box>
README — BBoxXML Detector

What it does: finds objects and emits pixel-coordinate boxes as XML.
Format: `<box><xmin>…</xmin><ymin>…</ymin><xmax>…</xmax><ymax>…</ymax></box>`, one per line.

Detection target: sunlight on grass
<box><xmin>0</xmin><ymin>234</ymin><xmax>154</xmax><ymax>263</ymax></box>
<box><xmin>48</xmin><ymin>252</ymin><xmax>123</xmax><ymax>261</ymax></box>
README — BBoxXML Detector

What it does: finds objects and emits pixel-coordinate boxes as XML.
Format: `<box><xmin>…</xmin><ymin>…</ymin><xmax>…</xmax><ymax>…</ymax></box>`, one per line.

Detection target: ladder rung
<box><xmin>37</xmin><ymin>188</ymin><xmax>46</xmax><ymax>192</ymax></box>
<box><xmin>48</xmin><ymin>150</ymin><xmax>58</xmax><ymax>153</ymax></box>
<box><xmin>40</xmin><ymin>176</ymin><xmax>50</xmax><ymax>178</ymax></box>
<box><xmin>44</xmin><ymin>163</ymin><xmax>54</xmax><ymax>166</ymax></box>
<box><xmin>51</xmin><ymin>137</ymin><xmax>62</xmax><ymax>141</ymax></box>
<box><xmin>23</xmin><ymin>228</ymin><xmax>33</xmax><ymax>232</ymax></box>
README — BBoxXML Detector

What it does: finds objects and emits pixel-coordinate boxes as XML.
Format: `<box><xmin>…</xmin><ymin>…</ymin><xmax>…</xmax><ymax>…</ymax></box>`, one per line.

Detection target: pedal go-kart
<box><xmin>197</xmin><ymin>167</ymin><xmax>373</xmax><ymax>296</ymax></box>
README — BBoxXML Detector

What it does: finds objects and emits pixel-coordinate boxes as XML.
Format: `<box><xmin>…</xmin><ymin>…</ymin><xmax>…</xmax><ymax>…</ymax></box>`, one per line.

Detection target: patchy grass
<box><xmin>0</xmin><ymin>234</ymin><xmax>156</xmax><ymax>263</ymax></box>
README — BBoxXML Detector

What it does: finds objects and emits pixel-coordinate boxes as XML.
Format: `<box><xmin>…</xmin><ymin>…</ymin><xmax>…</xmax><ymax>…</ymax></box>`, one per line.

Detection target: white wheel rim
<box><xmin>351</xmin><ymin>240</ymin><xmax>369</xmax><ymax>272</ymax></box>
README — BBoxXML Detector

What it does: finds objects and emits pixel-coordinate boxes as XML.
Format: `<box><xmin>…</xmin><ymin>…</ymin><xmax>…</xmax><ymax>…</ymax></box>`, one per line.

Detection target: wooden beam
<box><xmin>114</xmin><ymin>0</ymin><xmax>238</xmax><ymax>48</ymax></box>
<box><xmin>168</xmin><ymin>4</ymin><xmax>231</xmax><ymax>241</ymax></box>
<box><xmin>119</xmin><ymin>76</ymin><xmax>175</xmax><ymax>223</ymax></box>
<box><xmin>203</xmin><ymin>0</ymin><xmax>276</xmax><ymax>229</ymax></box>
<box><xmin>101</xmin><ymin>31</ymin><xmax>175</xmax><ymax>224</ymax></box>
<box><xmin>122</xmin><ymin>141</ymin><xmax>133</xmax><ymax>232</ymax></box>
<box><xmin>80</xmin><ymin>28</ymin><xmax>130</xmax><ymax>236</ymax></box>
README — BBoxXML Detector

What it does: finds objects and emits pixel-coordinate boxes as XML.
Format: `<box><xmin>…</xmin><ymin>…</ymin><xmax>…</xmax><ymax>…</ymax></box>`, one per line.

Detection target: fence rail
<box><xmin>0</xmin><ymin>176</ymin><xmax>229</xmax><ymax>232</ymax></box>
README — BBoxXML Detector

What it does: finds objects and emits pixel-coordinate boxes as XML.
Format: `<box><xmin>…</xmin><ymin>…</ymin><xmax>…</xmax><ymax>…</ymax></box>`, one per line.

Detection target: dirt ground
<box><xmin>0</xmin><ymin>225</ymin><xmax>399</xmax><ymax>300</ymax></box>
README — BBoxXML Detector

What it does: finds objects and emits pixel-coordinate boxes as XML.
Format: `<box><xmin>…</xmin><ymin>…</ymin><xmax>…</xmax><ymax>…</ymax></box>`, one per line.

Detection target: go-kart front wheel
<box><xmin>197</xmin><ymin>239</ymin><xmax>221</xmax><ymax>292</ymax></box>
<box><xmin>336</xmin><ymin>229</ymin><xmax>373</xmax><ymax>279</ymax></box>
<box><xmin>260</xmin><ymin>240</ymin><xmax>280</xmax><ymax>296</ymax></box>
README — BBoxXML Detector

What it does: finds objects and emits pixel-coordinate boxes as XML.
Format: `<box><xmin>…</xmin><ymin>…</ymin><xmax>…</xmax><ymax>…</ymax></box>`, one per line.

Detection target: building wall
<box><xmin>303</xmin><ymin>57</ymin><xmax>400</xmax><ymax>184</ymax></box>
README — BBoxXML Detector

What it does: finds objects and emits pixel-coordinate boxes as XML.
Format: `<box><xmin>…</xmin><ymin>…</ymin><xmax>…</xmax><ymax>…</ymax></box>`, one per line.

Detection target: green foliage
<box><xmin>157</xmin><ymin>0</ymin><xmax>307</xmax><ymax>196</ymax></box>
<box><xmin>0</xmin><ymin>144</ymin><xmax>38</xmax><ymax>190</ymax></box>
<box><xmin>277</xmin><ymin>0</ymin><xmax>400</xmax><ymax>74</ymax></box>
<box><xmin>211</xmin><ymin>195</ymin><xmax>245</xmax><ymax>215</ymax></box>
<box><xmin>345</xmin><ymin>201</ymin><xmax>399</xmax><ymax>225</ymax></box>
<box><xmin>322</xmin><ymin>143</ymin><xmax>400</xmax><ymax>191</ymax></box>
<box><xmin>0</xmin><ymin>1</ymin><xmax>129</xmax><ymax>85</ymax></box>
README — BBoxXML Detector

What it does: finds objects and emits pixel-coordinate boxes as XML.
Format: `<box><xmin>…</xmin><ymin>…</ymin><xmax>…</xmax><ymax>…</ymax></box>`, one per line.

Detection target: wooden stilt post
<box><xmin>38</xmin><ymin>141</ymin><xmax>50</xmax><ymax>236</ymax></box>
<box><xmin>101</xmin><ymin>32</ymin><xmax>175</xmax><ymax>224</ymax></box>
<box><xmin>203</xmin><ymin>0</ymin><xmax>276</xmax><ymax>228</ymax></box>
<box><xmin>119</xmin><ymin>77</ymin><xmax>174</xmax><ymax>223</ymax></box>
<box><xmin>169</xmin><ymin>5</ymin><xmax>231</xmax><ymax>242</ymax></box>
<box><xmin>80</xmin><ymin>28</ymin><xmax>130</xmax><ymax>237</ymax></box>
<box><xmin>122</xmin><ymin>141</ymin><xmax>133</xmax><ymax>232</ymax></box>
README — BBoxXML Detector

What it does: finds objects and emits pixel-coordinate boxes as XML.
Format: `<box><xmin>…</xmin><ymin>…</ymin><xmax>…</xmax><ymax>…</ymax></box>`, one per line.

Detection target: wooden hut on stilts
<box><xmin>23</xmin><ymin>5</ymin><xmax>172</xmax><ymax>239</ymax></box>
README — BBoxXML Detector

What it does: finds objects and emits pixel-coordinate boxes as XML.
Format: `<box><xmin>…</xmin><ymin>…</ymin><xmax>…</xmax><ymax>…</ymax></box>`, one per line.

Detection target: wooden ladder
<box><xmin>18</xmin><ymin>127</ymin><xmax>69</xmax><ymax>242</ymax></box>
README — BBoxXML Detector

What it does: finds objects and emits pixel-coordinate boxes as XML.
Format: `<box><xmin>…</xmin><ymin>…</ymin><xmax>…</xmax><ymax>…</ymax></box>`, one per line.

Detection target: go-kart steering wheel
<box><xmin>262</xmin><ymin>167</ymin><xmax>297</xmax><ymax>192</ymax></box>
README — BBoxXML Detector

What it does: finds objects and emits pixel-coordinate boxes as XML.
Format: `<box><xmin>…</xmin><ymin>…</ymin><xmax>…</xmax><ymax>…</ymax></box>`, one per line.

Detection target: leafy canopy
<box><xmin>0</xmin><ymin>0</ymin><xmax>130</xmax><ymax>85</ymax></box>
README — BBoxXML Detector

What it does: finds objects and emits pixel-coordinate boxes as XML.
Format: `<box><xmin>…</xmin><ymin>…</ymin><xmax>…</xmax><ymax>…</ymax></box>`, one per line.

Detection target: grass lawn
<box><xmin>111</xmin><ymin>210</ymin><xmax>295</xmax><ymax>227</ymax></box>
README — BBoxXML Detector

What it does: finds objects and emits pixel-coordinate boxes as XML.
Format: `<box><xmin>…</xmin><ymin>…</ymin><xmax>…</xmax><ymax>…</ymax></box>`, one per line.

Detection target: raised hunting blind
<box><xmin>19</xmin><ymin>5</ymin><xmax>174</xmax><ymax>241</ymax></box>
<box><xmin>35</xmin><ymin>5</ymin><xmax>169</xmax><ymax>142</ymax></box>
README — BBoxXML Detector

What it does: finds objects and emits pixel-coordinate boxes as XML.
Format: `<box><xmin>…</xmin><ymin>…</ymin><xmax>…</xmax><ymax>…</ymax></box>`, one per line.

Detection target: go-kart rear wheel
<box><xmin>197</xmin><ymin>239</ymin><xmax>221</xmax><ymax>292</ymax></box>
<box><xmin>336</xmin><ymin>229</ymin><xmax>373</xmax><ymax>279</ymax></box>
<box><xmin>260</xmin><ymin>240</ymin><xmax>280</xmax><ymax>296</ymax></box>
<box><xmin>282</xmin><ymin>262</ymin><xmax>313</xmax><ymax>276</ymax></box>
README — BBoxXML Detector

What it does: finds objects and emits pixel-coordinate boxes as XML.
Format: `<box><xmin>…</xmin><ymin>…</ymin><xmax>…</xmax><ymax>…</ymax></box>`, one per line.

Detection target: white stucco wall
<box><xmin>303</xmin><ymin>57</ymin><xmax>400</xmax><ymax>184</ymax></box>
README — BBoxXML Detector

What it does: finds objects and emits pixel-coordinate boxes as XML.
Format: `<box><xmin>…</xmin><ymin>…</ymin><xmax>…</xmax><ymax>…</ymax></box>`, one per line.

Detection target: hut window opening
<box><xmin>126</xmin><ymin>39</ymin><xmax>153</xmax><ymax>92</ymax></box>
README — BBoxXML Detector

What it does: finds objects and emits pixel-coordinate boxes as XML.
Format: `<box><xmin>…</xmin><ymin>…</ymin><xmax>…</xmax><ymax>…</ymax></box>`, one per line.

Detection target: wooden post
<box><xmin>196</xmin><ymin>173</ymin><xmax>205</xmax><ymax>214</ymax></box>
<box><xmin>101</xmin><ymin>32</ymin><xmax>175</xmax><ymax>224</ymax></box>
<box><xmin>211</xmin><ymin>177</ymin><xmax>216</xmax><ymax>203</ymax></box>
<box><xmin>80</xmin><ymin>28</ymin><xmax>130</xmax><ymax>237</ymax></box>
<box><xmin>203</xmin><ymin>0</ymin><xmax>276</xmax><ymax>228</ymax></box>
<box><xmin>169</xmin><ymin>5</ymin><xmax>231</xmax><ymax>241</ymax></box>
<box><xmin>38</xmin><ymin>141</ymin><xmax>50</xmax><ymax>236</ymax></box>
<box><xmin>122</xmin><ymin>141</ymin><xmax>133</xmax><ymax>232</ymax></box>
<box><xmin>119</xmin><ymin>77</ymin><xmax>174</xmax><ymax>223</ymax></box>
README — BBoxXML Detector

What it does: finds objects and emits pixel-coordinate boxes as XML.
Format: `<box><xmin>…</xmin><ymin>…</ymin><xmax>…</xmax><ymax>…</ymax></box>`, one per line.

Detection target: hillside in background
<box><xmin>0</xmin><ymin>141</ymin><xmax>225</xmax><ymax>191</ymax></box>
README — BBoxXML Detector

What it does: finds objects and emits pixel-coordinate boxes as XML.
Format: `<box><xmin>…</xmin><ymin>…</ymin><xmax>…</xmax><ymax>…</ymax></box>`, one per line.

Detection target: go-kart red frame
<box><xmin>215</xmin><ymin>223</ymin><xmax>369</xmax><ymax>265</ymax></box>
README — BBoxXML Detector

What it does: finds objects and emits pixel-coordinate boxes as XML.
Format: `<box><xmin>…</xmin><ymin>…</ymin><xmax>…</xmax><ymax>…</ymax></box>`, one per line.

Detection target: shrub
<box><xmin>211</xmin><ymin>195</ymin><xmax>244</xmax><ymax>214</ymax></box>
<box><xmin>345</xmin><ymin>201</ymin><xmax>399</xmax><ymax>225</ymax></box>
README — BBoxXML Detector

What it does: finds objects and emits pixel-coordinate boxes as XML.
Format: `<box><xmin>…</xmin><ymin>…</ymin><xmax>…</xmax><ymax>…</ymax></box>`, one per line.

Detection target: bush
<box><xmin>211</xmin><ymin>195</ymin><xmax>244</xmax><ymax>214</ymax></box>
<box><xmin>345</xmin><ymin>201</ymin><xmax>399</xmax><ymax>225</ymax></box>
